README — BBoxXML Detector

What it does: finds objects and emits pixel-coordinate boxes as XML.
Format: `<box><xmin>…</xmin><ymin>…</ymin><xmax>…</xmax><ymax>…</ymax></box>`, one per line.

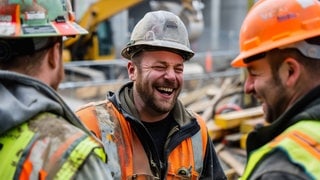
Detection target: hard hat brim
<box><xmin>231</xmin><ymin>29</ymin><xmax>320</xmax><ymax>67</ymax></box>
<box><xmin>121</xmin><ymin>39</ymin><xmax>194</xmax><ymax>61</ymax></box>
<box><xmin>0</xmin><ymin>21</ymin><xmax>88</xmax><ymax>37</ymax></box>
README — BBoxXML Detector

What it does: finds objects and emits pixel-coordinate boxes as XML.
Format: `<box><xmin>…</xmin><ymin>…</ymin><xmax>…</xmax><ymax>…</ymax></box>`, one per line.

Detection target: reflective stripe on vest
<box><xmin>56</xmin><ymin>136</ymin><xmax>105</xmax><ymax>179</ymax></box>
<box><xmin>95</xmin><ymin>103</ymin><xmax>121</xmax><ymax>178</ymax></box>
<box><xmin>191</xmin><ymin>129</ymin><xmax>203</xmax><ymax>175</ymax></box>
<box><xmin>192</xmin><ymin>113</ymin><xmax>207</xmax><ymax>176</ymax></box>
<box><xmin>76</xmin><ymin>100</ymin><xmax>206</xmax><ymax>179</ymax></box>
<box><xmin>241</xmin><ymin>121</ymin><xmax>320</xmax><ymax>180</ymax></box>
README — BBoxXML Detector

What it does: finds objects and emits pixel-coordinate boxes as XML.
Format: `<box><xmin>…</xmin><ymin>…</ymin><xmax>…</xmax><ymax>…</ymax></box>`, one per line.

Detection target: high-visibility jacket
<box><xmin>241</xmin><ymin>120</ymin><xmax>320</xmax><ymax>180</ymax></box>
<box><xmin>76</xmin><ymin>99</ymin><xmax>209</xmax><ymax>179</ymax></box>
<box><xmin>0</xmin><ymin>112</ymin><xmax>105</xmax><ymax>180</ymax></box>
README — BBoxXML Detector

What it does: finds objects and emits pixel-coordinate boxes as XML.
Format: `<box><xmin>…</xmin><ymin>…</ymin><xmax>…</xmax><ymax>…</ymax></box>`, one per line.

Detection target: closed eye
<box><xmin>152</xmin><ymin>66</ymin><xmax>167</xmax><ymax>71</ymax></box>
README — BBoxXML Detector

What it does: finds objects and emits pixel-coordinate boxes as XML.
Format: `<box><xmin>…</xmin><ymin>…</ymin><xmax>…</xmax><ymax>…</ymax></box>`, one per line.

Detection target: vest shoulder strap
<box><xmin>192</xmin><ymin>114</ymin><xmax>208</xmax><ymax>175</ymax></box>
<box><xmin>242</xmin><ymin>120</ymin><xmax>320</xmax><ymax>179</ymax></box>
<box><xmin>76</xmin><ymin>100</ymin><xmax>122</xmax><ymax>178</ymax></box>
<box><xmin>76</xmin><ymin>100</ymin><xmax>108</xmax><ymax>140</ymax></box>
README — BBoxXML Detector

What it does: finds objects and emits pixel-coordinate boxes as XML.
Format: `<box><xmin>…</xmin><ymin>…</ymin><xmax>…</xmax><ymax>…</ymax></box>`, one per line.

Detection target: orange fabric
<box><xmin>291</xmin><ymin>132</ymin><xmax>320</xmax><ymax>160</ymax></box>
<box><xmin>19</xmin><ymin>160</ymin><xmax>48</xmax><ymax>180</ymax></box>
<box><xmin>19</xmin><ymin>160</ymin><xmax>32</xmax><ymax>180</ymax></box>
<box><xmin>77</xmin><ymin>101</ymin><xmax>207</xmax><ymax>179</ymax></box>
<box><xmin>49</xmin><ymin>132</ymin><xmax>83</xmax><ymax>165</ymax></box>
<box><xmin>76</xmin><ymin>105</ymin><xmax>102</xmax><ymax>139</ymax></box>
<box><xmin>109</xmin><ymin>103</ymin><xmax>135</xmax><ymax>179</ymax></box>
<box><xmin>270</xmin><ymin>130</ymin><xmax>320</xmax><ymax>160</ymax></box>
<box><xmin>39</xmin><ymin>170</ymin><xmax>48</xmax><ymax>180</ymax></box>
<box><xmin>205</xmin><ymin>51</ymin><xmax>213</xmax><ymax>73</ymax></box>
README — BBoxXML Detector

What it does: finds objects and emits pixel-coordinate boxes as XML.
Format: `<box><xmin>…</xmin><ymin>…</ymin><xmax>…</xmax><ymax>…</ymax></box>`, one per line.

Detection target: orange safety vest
<box><xmin>76</xmin><ymin>100</ymin><xmax>208</xmax><ymax>179</ymax></box>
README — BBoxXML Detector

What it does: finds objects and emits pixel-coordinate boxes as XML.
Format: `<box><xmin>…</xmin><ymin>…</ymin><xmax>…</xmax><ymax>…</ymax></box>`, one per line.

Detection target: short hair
<box><xmin>267</xmin><ymin>46</ymin><xmax>320</xmax><ymax>79</ymax></box>
<box><xmin>0</xmin><ymin>37</ymin><xmax>62</xmax><ymax>75</ymax></box>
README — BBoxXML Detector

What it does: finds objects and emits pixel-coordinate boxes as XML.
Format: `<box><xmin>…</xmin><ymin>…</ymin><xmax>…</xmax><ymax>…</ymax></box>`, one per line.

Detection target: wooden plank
<box><xmin>223</xmin><ymin>133</ymin><xmax>242</xmax><ymax>147</ymax></box>
<box><xmin>214</xmin><ymin>106</ymin><xmax>263</xmax><ymax>129</ymax></box>
<box><xmin>180</xmin><ymin>84</ymin><xmax>218</xmax><ymax>106</ymax></box>
<box><xmin>240</xmin><ymin>117</ymin><xmax>266</xmax><ymax>134</ymax></box>
<box><xmin>206</xmin><ymin>120</ymin><xmax>224</xmax><ymax>141</ymax></box>
<box><xmin>240</xmin><ymin>133</ymin><xmax>248</xmax><ymax>150</ymax></box>
<box><xmin>224</xmin><ymin>169</ymin><xmax>237</xmax><ymax>180</ymax></box>
<box><xmin>201</xmin><ymin>78</ymin><xmax>234</xmax><ymax>122</ymax></box>
<box><xmin>187</xmin><ymin>99</ymin><xmax>211</xmax><ymax>114</ymax></box>
<box><xmin>219</xmin><ymin>150</ymin><xmax>245</xmax><ymax>176</ymax></box>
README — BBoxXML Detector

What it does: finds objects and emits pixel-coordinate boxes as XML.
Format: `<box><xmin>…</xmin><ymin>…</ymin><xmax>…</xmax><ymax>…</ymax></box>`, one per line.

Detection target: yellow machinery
<box><xmin>63</xmin><ymin>0</ymin><xmax>143</xmax><ymax>61</ymax></box>
<box><xmin>63</xmin><ymin>0</ymin><xmax>204</xmax><ymax>62</ymax></box>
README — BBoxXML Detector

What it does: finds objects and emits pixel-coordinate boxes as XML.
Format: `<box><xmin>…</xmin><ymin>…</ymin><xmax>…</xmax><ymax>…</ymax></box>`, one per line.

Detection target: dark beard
<box><xmin>265</xmin><ymin>74</ymin><xmax>289</xmax><ymax>123</ymax></box>
<box><xmin>136</xmin><ymin>80</ymin><xmax>177</xmax><ymax>113</ymax></box>
<box><xmin>266</xmin><ymin>92</ymin><xmax>288</xmax><ymax>123</ymax></box>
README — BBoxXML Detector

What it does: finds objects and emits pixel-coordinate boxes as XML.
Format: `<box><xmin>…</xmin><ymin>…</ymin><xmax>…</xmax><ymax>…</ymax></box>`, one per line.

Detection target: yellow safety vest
<box><xmin>0</xmin><ymin>112</ymin><xmax>105</xmax><ymax>180</ymax></box>
<box><xmin>241</xmin><ymin>120</ymin><xmax>320</xmax><ymax>180</ymax></box>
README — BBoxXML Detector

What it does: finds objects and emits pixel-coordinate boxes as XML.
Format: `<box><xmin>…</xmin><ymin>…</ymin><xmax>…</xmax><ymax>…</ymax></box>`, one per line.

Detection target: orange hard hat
<box><xmin>231</xmin><ymin>0</ymin><xmax>320</xmax><ymax>67</ymax></box>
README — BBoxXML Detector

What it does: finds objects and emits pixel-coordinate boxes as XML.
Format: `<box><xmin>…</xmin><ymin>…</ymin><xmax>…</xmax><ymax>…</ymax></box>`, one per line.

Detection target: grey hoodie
<box><xmin>0</xmin><ymin>70</ymin><xmax>112</xmax><ymax>179</ymax></box>
<box><xmin>0</xmin><ymin>70</ymin><xmax>88</xmax><ymax>135</ymax></box>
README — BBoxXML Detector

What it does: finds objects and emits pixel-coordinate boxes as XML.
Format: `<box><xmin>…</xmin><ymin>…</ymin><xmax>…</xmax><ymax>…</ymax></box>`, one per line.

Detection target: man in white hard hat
<box><xmin>76</xmin><ymin>10</ymin><xmax>226</xmax><ymax>179</ymax></box>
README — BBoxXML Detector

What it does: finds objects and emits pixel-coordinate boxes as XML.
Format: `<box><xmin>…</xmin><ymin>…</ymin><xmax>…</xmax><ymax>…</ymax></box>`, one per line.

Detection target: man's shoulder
<box><xmin>76</xmin><ymin>100</ymin><xmax>110</xmax><ymax>112</ymax></box>
<box><xmin>75</xmin><ymin>100</ymin><xmax>113</xmax><ymax>140</ymax></box>
<box><xmin>250</xmin><ymin>149</ymin><xmax>309</xmax><ymax>180</ymax></box>
<box><xmin>29</xmin><ymin>112</ymin><xmax>88</xmax><ymax>136</ymax></box>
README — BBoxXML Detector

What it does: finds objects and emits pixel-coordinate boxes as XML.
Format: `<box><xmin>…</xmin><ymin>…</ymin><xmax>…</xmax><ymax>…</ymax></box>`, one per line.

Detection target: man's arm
<box><xmin>249</xmin><ymin>150</ymin><xmax>310</xmax><ymax>180</ymax></box>
<box><xmin>75</xmin><ymin>153</ymin><xmax>113</xmax><ymax>180</ymax></box>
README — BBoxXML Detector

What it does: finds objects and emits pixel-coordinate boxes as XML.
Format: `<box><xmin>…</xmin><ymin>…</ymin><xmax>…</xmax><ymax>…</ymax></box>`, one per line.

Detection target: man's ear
<box><xmin>127</xmin><ymin>61</ymin><xmax>136</xmax><ymax>80</ymax></box>
<box><xmin>48</xmin><ymin>42</ymin><xmax>61</xmax><ymax>69</ymax></box>
<box><xmin>280</xmin><ymin>57</ymin><xmax>301</xmax><ymax>87</ymax></box>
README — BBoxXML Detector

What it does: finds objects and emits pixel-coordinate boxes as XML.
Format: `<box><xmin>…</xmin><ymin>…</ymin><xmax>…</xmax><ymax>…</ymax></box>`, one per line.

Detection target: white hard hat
<box><xmin>121</xmin><ymin>10</ymin><xmax>194</xmax><ymax>61</ymax></box>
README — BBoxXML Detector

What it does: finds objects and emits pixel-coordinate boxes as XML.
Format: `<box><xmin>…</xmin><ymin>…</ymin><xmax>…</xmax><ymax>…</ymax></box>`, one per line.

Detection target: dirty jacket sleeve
<box><xmin>248</xmin><ymin>150</ymin><xmax>310</xmax><ymax>180</ymax></box>
<box><xmin>75</xmin><ymin>152</ymin><xmax>113</xmax><ymax>180</ymax></box>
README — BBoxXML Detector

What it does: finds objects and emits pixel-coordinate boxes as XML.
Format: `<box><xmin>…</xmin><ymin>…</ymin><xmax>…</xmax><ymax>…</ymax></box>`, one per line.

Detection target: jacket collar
<box><xmin>246</xmin><ymin>84</ymin><xmax>320</xmax><ymax>153</ymax></box>
<box><xmin>107</xmin><ymin>82</ymin><xmax>195</xmax><ymax>126</ymax></box>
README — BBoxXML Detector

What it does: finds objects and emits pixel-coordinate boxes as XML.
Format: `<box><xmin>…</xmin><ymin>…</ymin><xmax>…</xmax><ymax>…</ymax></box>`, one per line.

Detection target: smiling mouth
<box><xmin>157</xmin><ymin>87</ymin><xmax>174</xmax><ymax>95</ymax></box>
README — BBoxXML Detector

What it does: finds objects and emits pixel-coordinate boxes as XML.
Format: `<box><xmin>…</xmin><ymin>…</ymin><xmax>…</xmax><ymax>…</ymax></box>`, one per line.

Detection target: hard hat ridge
<box><xmin>121</xmin><ymin>10</ymin><xmax>194</xmax><ymax>61</ymax></box>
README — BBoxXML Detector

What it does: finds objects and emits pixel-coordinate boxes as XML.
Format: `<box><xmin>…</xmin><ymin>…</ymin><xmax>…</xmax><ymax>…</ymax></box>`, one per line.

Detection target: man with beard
<box><xmin>76</xmin><ymin>10</ymin><xmax>226</xmax><ymax>180</ymax></box>
<box><xmin>231</xmin><ymin>0</ymin><xmax>320</xmax><ymax>179</ymax></box>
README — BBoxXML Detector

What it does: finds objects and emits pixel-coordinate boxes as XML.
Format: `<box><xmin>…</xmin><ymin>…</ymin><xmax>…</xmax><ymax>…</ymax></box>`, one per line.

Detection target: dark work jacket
<box><xmin>108</xmin><ymin>82</ymin><xmax>226</xmax><ymax>180</ymax></box>
<box><xmin>244</xmin><ymin>85</ymin><xmax>320</xmax><ymax>180</ymax></box>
